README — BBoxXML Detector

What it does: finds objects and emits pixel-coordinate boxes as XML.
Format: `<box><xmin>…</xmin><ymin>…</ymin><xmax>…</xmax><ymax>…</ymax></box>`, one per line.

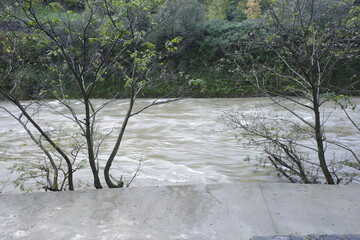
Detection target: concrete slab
<box><xmin>260</xmin><ymin>184</ymin><xmax>360</xmax><ymax>235</ymax></box>
<box><xmin>202</xmin><ymin>184</ymin><xmax>276</xmax><ymax>238</ymax></box>
<box><xmin>250</xmin><ymin>234</ymin><xmax>360</xmax><ymax>240</ymax></box>
<box><xmin>0</xmin><ymin>183</ymin><xmax>359</xmax><ymax>240</ymax></box>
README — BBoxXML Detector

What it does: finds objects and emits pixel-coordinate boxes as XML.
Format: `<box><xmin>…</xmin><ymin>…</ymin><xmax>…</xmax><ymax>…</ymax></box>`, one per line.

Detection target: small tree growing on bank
<box><xmin>0</xmin><ymin>0</ymin><xmax>183</xmax><ymax>191</ymax></box>
<box><xmin>223</xmin><ymin>0</ymin><xmax>360</xmax><ymax>184</ymax></box>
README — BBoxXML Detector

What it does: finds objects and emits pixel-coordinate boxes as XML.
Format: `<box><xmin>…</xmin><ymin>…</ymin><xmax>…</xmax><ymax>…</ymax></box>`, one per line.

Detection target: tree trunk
<box><xmin>104</xmin><ymin>97</ymin><xmax>135</xmax><ymax>188</ymax></box>
<box><xmin>2</xmin><ymin>94</ymin><xmax>75</xmax><ymax>190</ymax></box>
<box><xmin>84</xmin><ymin>98</ymin><xmax>103</xmax><ymax>189</ymax></box>
<box><xmin>313</xmin><ymin>94</ymin><xmax>335</xmax><ymax>184</ymax></box>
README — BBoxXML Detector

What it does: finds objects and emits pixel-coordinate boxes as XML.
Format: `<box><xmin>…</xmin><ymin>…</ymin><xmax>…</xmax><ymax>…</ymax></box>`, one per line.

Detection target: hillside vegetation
<box><xmin>1</xmin><ymin>0</ymin><xmax>359</xmax><ymax>99</ymax></box>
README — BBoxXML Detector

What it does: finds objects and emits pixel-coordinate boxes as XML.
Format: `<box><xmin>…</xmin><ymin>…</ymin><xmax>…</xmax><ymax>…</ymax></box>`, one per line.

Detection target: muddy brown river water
<box><xmin>1</xmin><ymin>98</ymin><xmax>359</xmax><ymax>193</ymax></box>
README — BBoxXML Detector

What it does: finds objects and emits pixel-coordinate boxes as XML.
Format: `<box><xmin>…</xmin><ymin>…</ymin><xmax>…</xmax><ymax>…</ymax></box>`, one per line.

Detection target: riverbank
<box><xmin>0</xmin><ymin>183</ymin><xmax>359</xmax><ymax>239</ymax></box>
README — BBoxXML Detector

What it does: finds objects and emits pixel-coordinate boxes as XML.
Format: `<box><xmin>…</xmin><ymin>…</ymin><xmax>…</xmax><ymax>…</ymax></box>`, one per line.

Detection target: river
<box><xmin>1</xmin><ymin>98</ymin><xmax>359</xmax><ymax>193</ymax></box>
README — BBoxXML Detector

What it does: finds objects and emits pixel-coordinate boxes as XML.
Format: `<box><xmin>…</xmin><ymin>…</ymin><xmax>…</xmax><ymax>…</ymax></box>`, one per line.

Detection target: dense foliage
<box><xmin>1</xmin><ymin>0</ymin><xmax>358</xmax><ymax>99</ymax></box>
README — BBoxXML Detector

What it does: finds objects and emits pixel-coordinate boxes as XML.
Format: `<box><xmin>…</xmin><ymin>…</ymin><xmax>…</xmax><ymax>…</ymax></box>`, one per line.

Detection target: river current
<box><xmin>1</xmin><ymin>98</ymin><xmax>359</xmax><ymax>193</ymax></box>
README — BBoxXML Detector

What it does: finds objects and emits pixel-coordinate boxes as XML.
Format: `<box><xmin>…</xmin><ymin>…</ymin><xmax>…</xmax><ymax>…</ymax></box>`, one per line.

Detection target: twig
<box><xmin>126</xmin><ymin>156</ymin><xmax>142</xmax><ymax>188</ymax></box>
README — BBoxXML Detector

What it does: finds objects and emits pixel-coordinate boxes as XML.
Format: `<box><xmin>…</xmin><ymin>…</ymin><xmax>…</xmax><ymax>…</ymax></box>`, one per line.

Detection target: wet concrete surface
<box><xmin>250</xmin><ymin>234</ymin><xmax>360</xmax><ymax>240</ymax></box>
<box><xmin>0</xmin><ymin>183</ymin><xmax>359</xmax><ymax>239</ymax></box>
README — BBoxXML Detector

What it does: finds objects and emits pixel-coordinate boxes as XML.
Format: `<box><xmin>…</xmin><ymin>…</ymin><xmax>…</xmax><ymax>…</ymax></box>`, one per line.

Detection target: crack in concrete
<box><xmin>205</xmin><ymin>185</ymin><xmax>224</xmax><ymax>205</ymax></box>
<box><xmin>259</xmin><ymin>184</ymin><xmax>280</xmax><ymax>235</ymax></box>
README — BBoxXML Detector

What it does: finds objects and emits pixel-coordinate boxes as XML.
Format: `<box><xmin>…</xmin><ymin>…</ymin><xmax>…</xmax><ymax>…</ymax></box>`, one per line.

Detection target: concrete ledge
<box><xmin>250</xmin><ymin>234</ymin><xmax>360</xmax><ymax>240</ymax></box>
<box><xmin>0</xmin><ymin>183</ymin><xmax>359</xmax><ymax>239</ymax></box>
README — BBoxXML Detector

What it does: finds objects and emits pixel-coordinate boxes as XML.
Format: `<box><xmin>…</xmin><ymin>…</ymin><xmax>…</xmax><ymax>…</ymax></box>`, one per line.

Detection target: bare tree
<box><xmin>224</xmin><ymin>0</ymin><xmax>360</xmax><ymax>184</ymax></box>
<box><xmin>0</xmin><ymin>0</ymin><xmax>183</xmax><ymax>191</ymax></box>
